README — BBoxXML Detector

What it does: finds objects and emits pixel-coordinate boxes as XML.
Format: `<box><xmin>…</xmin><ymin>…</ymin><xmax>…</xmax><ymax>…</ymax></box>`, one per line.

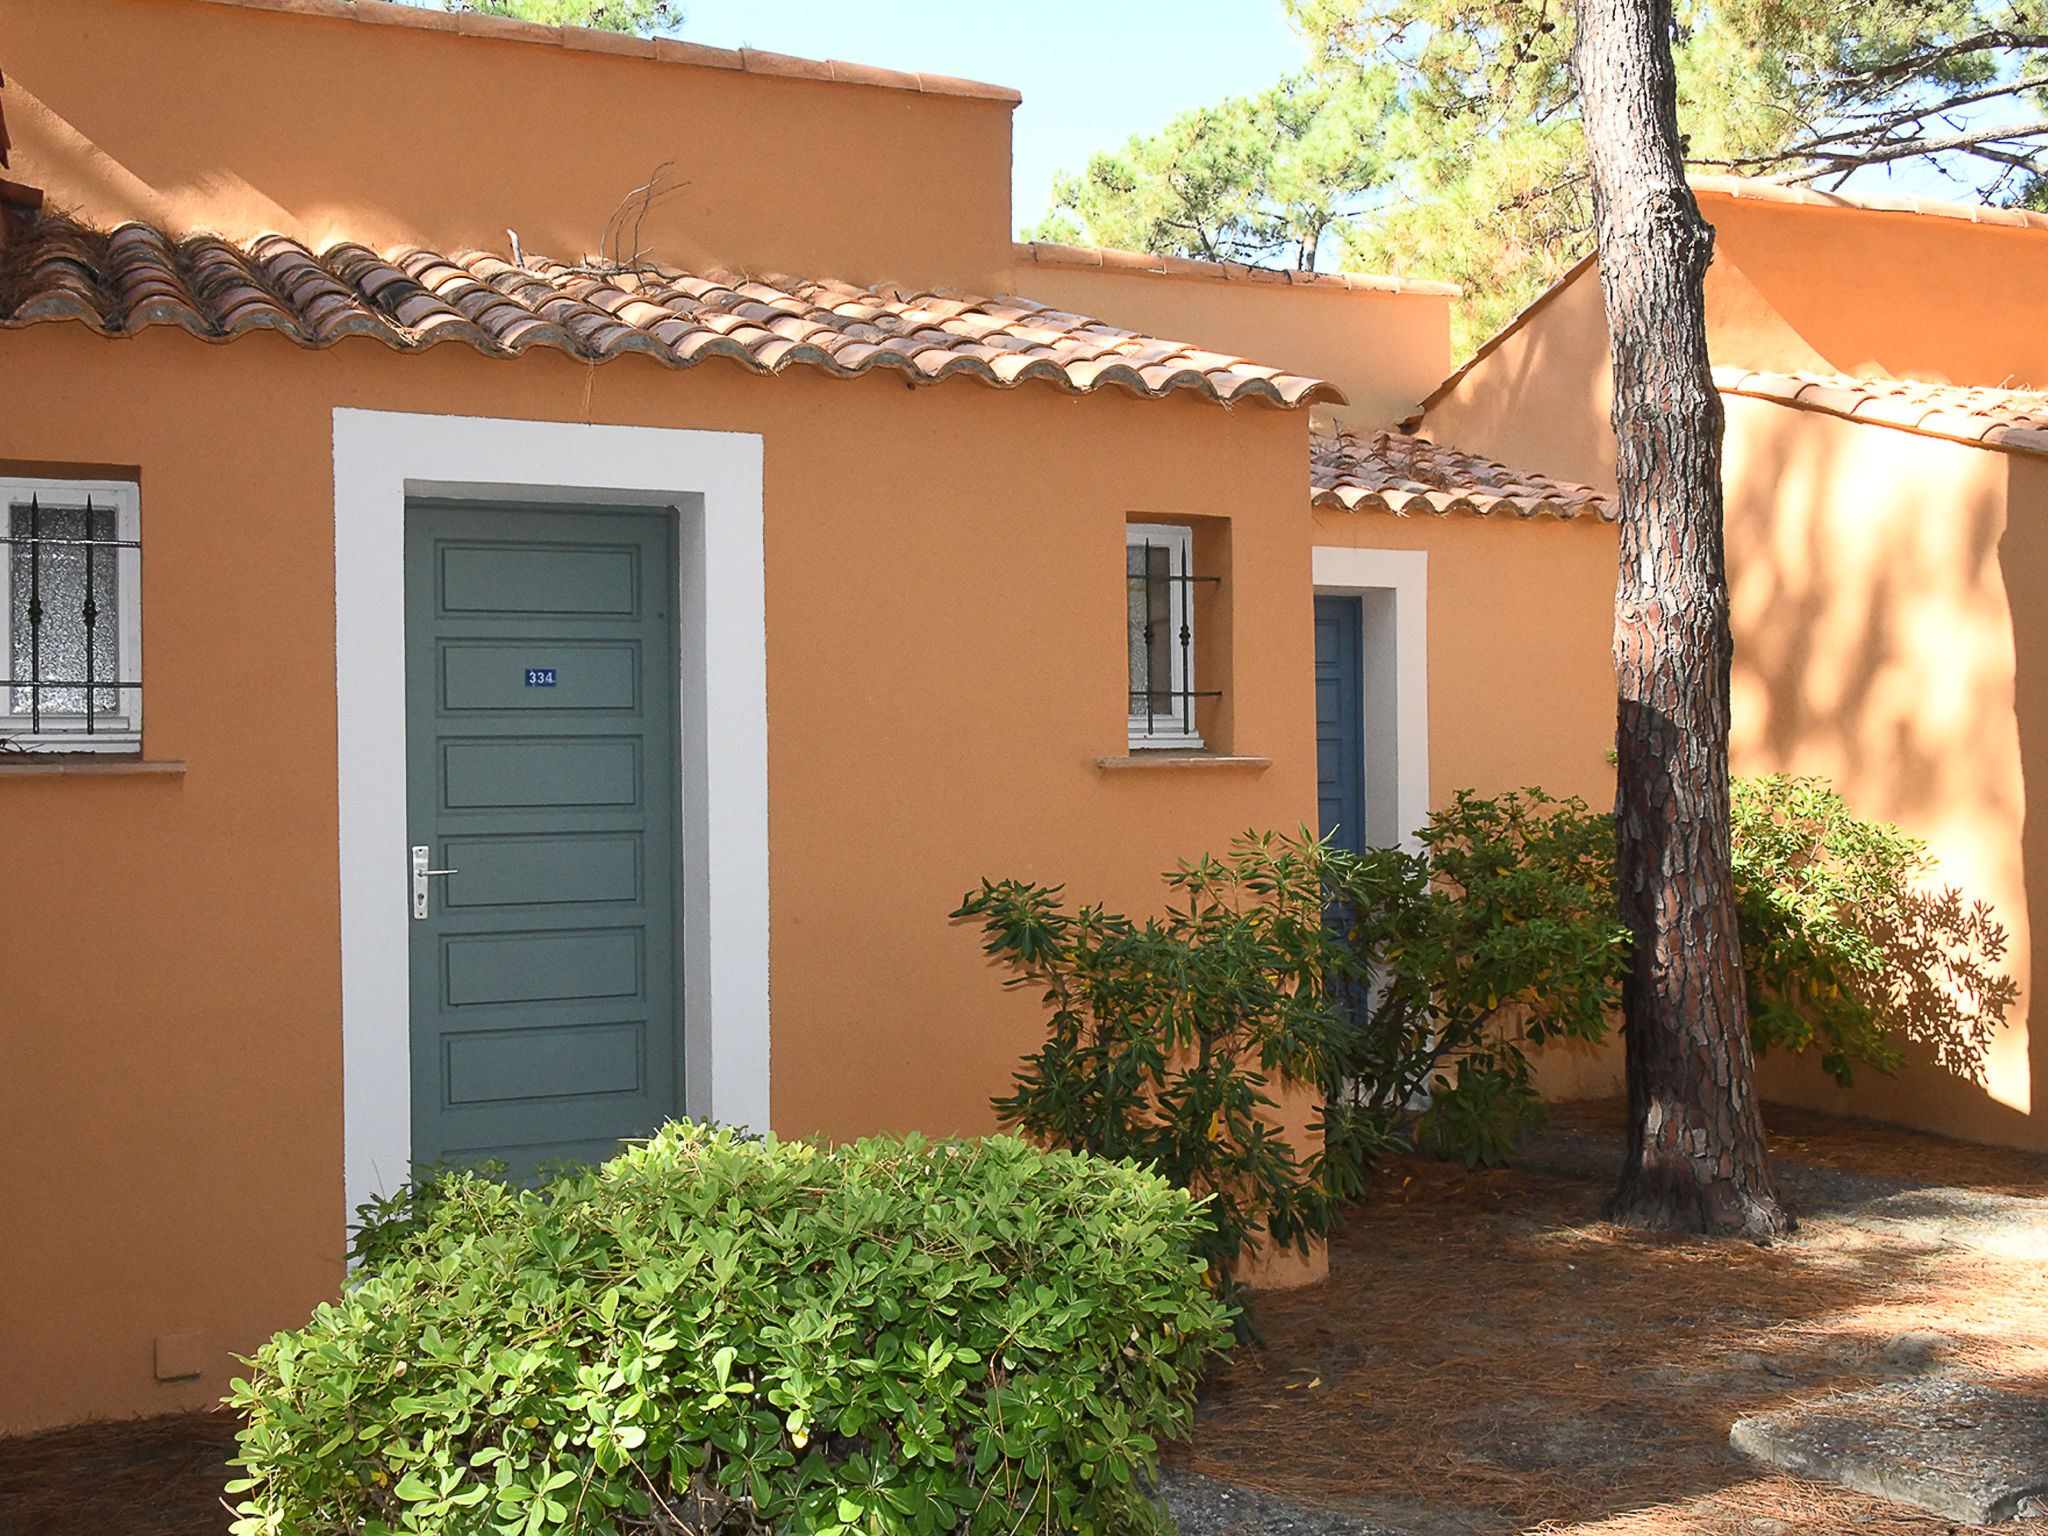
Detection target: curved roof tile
<box><xmin>1312</xmin><ymin>427</ymin><xmax>1613</xmax><ymax>521</ymax></box>
<box><xmin>0</xmin><ymin>216</ymin><xmax>1341</xmax><ymax>410</ymax></box>
<box><xmin>1714</xmin><ymin>369</ymin><xmax>2048</xmax><ymax>456</ymax></box>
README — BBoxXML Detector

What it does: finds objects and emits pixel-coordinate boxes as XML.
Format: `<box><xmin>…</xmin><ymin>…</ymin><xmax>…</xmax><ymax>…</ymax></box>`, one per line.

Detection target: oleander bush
<box><xmin>960</xmin><ymin>777</ymin><xmax>2019</xmax><ymax>1239</ymax></box>
<box><xmin>228</xmin><ymin>1126</ymin><xmax>1232</xmax><ymax>1536</ymax></box>
<box><xmin>955</xmin><ymin>800</ymin><xmax>1626</xmax><ymax>1281</ymax></box>
<box><xmin>956</xmin><ymin>833</ymin><xmax>1360</xmax><ymax>1293</ymax></box>
<box><xmin>1322</xmin><ymin>788</ymin><xmax>1628</xmax><ymax>1170</ymax></box>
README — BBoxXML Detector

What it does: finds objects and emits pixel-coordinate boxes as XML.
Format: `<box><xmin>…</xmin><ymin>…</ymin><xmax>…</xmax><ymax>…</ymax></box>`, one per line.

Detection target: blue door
<box><xmin>1315</xmin><ymin>595</ymin><xmax>1366</xmax><ymax>854</ymax></box>
<box><xmin>405</xmin><ymin>503</ymin><xmax>683</xmax><ymax>1178</ymax></box>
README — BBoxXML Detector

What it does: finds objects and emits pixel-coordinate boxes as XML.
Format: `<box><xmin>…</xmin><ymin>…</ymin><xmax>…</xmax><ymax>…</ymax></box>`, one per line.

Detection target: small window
<box><xmin>1</xmin><ymin>478</ymin><xmax>142</xmax><ymax>751</ymax></box>
<box><xmin>1126</xmin><ymin>521</ymin><xmax>1204</xmax><ymax>750</ymax></box>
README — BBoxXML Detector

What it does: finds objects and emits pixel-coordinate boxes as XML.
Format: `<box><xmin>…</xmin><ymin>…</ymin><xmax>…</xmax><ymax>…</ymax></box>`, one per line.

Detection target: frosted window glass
<box><xmin>10</xmin><ymin>502</ymin><xmax>121</xmax><ymax>716</ymax></box>
<box><xmin>1126</xmin><ymin>541</ymin><xmax>1173</xmax><ymax>720</ymax></box>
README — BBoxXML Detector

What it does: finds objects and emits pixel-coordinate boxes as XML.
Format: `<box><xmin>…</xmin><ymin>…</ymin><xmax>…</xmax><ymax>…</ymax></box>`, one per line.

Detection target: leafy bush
<box><xmin>1322</xmin><ymin>789</ymin><xmax>1628</xmax><ymax>1168</ymax></box>
<box><xmin>954</xmin><ymin>834</ymin><xmax>1354</xmax><ymax>1292</ymax></box>
<box><xmin>229</xmin><ymin>1126</ymin><xmax>1231</xmax><ymax>1536</ymax></box>
<box><xmin>1732</xmin><ymin>775</ymin><xmax>2018</xmax><ymax>1085</ymax></box>
<box><xmin>954</xmin><ymin>798</ymin><xmax>1626</xmax><ymax>1273</ymax></box>
<box><xmin>960</xmin><ymin>776</ymin><xmax>2018</xmax><ymax>1222</ymax></box>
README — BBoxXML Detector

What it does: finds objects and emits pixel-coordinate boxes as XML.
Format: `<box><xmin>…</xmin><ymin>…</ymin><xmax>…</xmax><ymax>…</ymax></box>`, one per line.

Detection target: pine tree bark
<box><xmin>1574</xmin><ymin>0</ymin><xmax>1792</xmax><ymax>1235</ymax></box>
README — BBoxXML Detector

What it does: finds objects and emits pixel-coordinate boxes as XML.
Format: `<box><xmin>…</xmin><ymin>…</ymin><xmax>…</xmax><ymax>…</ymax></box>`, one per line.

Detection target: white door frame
<box><xmin>333</xmin><ymin>409</ymin><xmax>770</xmax><ymax>1231</ymax></box>
<box><xmin>1312</xmin><ymin>545</ymin><xmax>1430</xmax><ymax>851</ymax></box>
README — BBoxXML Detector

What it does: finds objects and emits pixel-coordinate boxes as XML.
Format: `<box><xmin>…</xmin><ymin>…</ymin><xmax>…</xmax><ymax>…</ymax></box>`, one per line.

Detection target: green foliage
<box><xmin>1025</xmin><ymin>74</ymin><xmax>1394</xmax><ymax>270</ymax></box>
<box><xmin>1731</xmin><ymin>775</ymin><xmax>2019</xmax><ymax>1086</ymax></box>
<box><xmin>1324</xmin><ymin>790</ymin><xmax>1628</xmax><ymax>1168</ymax></box>
<box><xmin>956</xmin><ymin>799</ymin><xmax>1625</xmax><ymax>1273</ymax></box>
<box><xmin>1310</xmin><ymin>0</ymin><xmax>2048</xmax><ymax>347</ymax></box>
<box><xmin>418</xmin><ymin>0</ymin><xmax>685</xmax><ymax>34</ymax></box>
<box><xmin>954</xmin><ymin>834</ymin><xmax>1358</xmax><ymax>1291</ymax></box>
<box><xmin>1029</xmin><ymin>0</ymin><xmax>2047</xmax><ymax>353</ymax></box>
<box><xmin>229</xmin><ymin>1127</ymin><xmax>1229</xmax><ymax>1536</ymax></box>
<box><xmin>962</xmin><ymin>778</ymin><xmax>2018</xmax><ymax>1230</ymax></box>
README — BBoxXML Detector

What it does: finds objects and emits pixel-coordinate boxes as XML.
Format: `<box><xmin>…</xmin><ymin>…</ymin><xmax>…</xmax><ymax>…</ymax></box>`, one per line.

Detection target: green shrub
<box><xmin>228</xmin><ymin>1126</ymin><xmax>1231</xmax><ymax>1536</ymax></box>
<box><xmin>954</xmin><ymin>803</ymin><xmax>1626</xmax><ymax>1274</ymax></box>
<box><xmin>959</xmin><ymin>777</ymin><xmax>2016</xmax><ymax>1215</ymax></box>
<box><xmin>1732</xmin><ymin>774</ymin><xmax>2019</xmax><ymax>1085</ymax></box>
<box><xmin>954</xmin><ymin>833</ymin><xmax>1353</xmax><ymax>1293</ymax></box>
<box><xmin>1322</xmin><ymin>789</ymin><xmax>1628</xmax><ymax>1168</ymax></box>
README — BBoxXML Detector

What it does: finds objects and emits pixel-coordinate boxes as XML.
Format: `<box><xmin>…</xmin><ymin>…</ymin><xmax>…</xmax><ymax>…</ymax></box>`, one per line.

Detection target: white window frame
<box><xmin>0</xmin><ymin>477</ymin><xmax>143</xmax><ymax>752</ymax></box>
<box><xmin>1126</xmin><ymin>520</ymin><xmax>1203</xmax><ymax>751</ymax></box>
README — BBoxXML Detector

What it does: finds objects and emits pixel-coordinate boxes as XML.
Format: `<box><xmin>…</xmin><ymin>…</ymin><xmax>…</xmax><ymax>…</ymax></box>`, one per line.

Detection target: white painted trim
<box><xmin>1312</xmin><ymin>546</ymin><xmax>1430</xmax><ymax>852</ymax></box>
<box><xmin>334</xmin><ymin>410</ymin><xmax>769</xmax><ymax>1232</ymax></box>
<box><xmin>0</xmin><ymin>477</ymin><xmax>143</xmax><ymax>749</ymax></box>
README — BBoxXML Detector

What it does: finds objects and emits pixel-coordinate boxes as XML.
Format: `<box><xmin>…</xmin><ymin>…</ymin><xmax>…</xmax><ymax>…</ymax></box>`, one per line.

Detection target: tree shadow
<box><xmin>1722</xmin><ymin>398</ymin><xmax>2038</xmax><ymax>1143</ymax></box>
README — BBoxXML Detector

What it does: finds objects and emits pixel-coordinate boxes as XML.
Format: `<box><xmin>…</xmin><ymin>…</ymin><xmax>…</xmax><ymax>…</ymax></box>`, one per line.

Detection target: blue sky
<box><xmin>674</xmin><ymin>1</ymin><xmax>2003</xmax><ymax>224</ymax></box>
<box><xmin>675</xmin><ymin>0</ymin><xmax>1309</xmax><ymax>237</ymax></box>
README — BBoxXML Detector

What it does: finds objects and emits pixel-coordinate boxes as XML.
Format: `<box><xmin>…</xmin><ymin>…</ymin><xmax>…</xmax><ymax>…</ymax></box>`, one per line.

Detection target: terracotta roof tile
<box><xmin>1311</xmin><ymin>427</ymin><xmax>1612</xmax><ymax>520</ymax></box>
<box><xmin>1713</xmin><ymin>369</ymin><xmax>2048</xmax><ymax>455</ymax></box>
<box><xmin>189</xmin><ymin>0</ymin><xmax>1022</xmax><ymax>103</ymax></box>
<box><xmin>0</xmin><ymin>216</ymin><xmax>1341</xmax><ymax>409</ymax></box>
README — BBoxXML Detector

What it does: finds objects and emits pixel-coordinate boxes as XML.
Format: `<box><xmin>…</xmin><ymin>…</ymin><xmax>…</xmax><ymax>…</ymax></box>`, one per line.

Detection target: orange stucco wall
<box><xmin>1419</xmin><ymin>265</ymin><xmax>1621</xmax><ymax>496</ymax></box>
<box><xmin>1722</xmin><ymin>400</ymin><xmax>2044</xmax><ymax>1142</ymax></box>
<box><xmin>1011</xmin><ymin>261</ymin><xmax>1454</xmax><ymax>432</ymax></box>
<box><xmin>2</xmin><ymin>0</ymin><xmax>1018</xmax><ymax>292</ymax></box>
<box><xmin>0</xmin><ymin>318</ymin><xmax>1325</xmax><ymax>1432</ymax></box>
<box><xmin>1418</xmin><ymin>204</ymin><xmax>2048</xmax><ymax>1150</ymax></box>
<box><xmin>1311</xmin><ymin>506</ymin><xmax>1617</xmax><ymax>807</ymax></box>
<box><xmin>1423</xmin><ymin>194</ymin><xmax>2048</xmax><ymax>497</ymax></box>
<box><xmin>1698</xmin><ymin>191</ymin><xmax>2048</xmax><ymax>388</ymax></box>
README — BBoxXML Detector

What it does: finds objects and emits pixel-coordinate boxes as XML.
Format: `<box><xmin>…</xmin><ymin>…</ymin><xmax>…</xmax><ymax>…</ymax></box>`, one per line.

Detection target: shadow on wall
<box><xmin>1723</xmin><ymin>396</ymin><xmax>2039</xmax><ymax>1147</ymax></box>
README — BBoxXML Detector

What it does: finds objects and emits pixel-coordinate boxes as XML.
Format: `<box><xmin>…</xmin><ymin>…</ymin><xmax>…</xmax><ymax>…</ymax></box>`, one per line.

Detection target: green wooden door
<box><xmin>405</xmin><ymin>503</ymin><xmax>681</xmax><ymax>1178</ymax></box>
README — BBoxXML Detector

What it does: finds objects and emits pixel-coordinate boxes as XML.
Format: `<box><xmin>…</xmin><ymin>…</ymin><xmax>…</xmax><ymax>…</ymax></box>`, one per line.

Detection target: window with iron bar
<box><xmin>1126</xmin><ymin>521</ymin><xmax>1218</xmax><ymax>750</ymax></box>
<box><xmin>1</xmin><ymin>478</ymin><xmax>142</xmax><ymax>751</ymax></box>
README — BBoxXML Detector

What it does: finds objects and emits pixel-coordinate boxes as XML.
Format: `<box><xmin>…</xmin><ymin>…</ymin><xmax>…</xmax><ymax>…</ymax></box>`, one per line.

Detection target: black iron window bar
<box><xmin>1128</xmin><ymin>537</ymin><xmax>1221</xmax><ymax>741</ymax></box>
<box><xmin>2</xmin><ymin>495</ymin><xmax>141</xmax><ymax>736</ymax></box>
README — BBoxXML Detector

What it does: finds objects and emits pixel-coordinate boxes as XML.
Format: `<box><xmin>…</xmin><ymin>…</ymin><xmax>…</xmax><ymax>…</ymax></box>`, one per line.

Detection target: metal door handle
<box><xmin>411</xmin><ymin>845</ymin><xmax>460</xmax><ymax>920</ymax></box>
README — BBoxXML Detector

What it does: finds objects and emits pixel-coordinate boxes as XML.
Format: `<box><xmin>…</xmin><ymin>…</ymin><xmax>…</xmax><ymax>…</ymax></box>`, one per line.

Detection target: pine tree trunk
<box><xmin>1574</xmin><ymin>0</ymin><xmax>1791</xmax><ymax>1236</ymax></box>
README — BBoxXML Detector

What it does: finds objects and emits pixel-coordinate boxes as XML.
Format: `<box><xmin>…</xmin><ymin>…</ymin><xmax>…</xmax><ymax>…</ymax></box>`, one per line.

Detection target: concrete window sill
<box><xmin>0</xmin><ymin>756</ymin><xmax>186</xmax><ymax>777</ymax></box>
<box><xmin>1097</xmin><ymin>752</ymin><xmax>1272</xmax><ymax>771</ymax></box>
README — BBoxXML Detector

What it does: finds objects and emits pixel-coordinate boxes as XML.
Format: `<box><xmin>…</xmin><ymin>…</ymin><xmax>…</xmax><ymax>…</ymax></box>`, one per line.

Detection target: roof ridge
<box><xmin>178</xmin><ymin>0</ymin><xmax>1023</xmax><ymax>104</ymax></box>
<box><xmin>1013</xmin><ymin>241</ymin><xmax>1462</xmax><ymax>298</ymax></box>
<box><xmin>1689</xmin><ymin>174</ymin><xmax>2048</xmax><ymax>234</ymax></box>
<box><xmin>1713</xmin><ymin>366</ymin><xmax>2048</xmax><ymax>456</ymax></box>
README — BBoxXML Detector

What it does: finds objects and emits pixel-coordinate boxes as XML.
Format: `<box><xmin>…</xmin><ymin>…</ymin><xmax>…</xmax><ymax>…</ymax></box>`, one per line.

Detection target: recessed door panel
<box><xmin>443</xmin><ymin>834</ymin><xmax>641</xmax><ymax>908</ymax></box>
<box><xmin>444</xmin><ymin>928</ymin><xmax>642</xmax><ymax>1007</ymax></box>
<box><xmin>445</xmin><ymin>1022</ymin><xmax>644</xmax><ymax>1105</ymax></box>
<box><xmin>407</xmin><ymin>503</ymin><xmax>681</xmax><ymax>1182</ymax></box>
<box><xmin>442</xmin><ymin>642</ymin><xmax>639</xmax><ymax>711</ymax></box>
<box><xmin>1315</xmin><ymin>595</ymin><xmax>1366</xmax><ymax>855</ymax></box>
<box><xmin>441</xmin><ymin>543</ymin><xmax>638</xmax><ymax>616</ymax></box>
<box><xmin>442</xmin><ymin>738</ymin><xmax>639</xmax><ymax>809</ymax></box>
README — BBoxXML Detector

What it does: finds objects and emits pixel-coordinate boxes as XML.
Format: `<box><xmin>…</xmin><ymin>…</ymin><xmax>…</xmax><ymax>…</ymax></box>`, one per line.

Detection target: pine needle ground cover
<box><xmin>1169</xmin><ymin>1100</ymin><xmax>2048</xmax><ymax>1536</ymax></box>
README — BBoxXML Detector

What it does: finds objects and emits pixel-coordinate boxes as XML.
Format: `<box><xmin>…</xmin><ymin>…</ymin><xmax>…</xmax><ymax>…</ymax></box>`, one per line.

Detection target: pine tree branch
<box><xmin>1826</xmin><ymin>29</ymin><xmax>2048</xmax><ymax>89</ymax></box>
<box><xmin>1689</xmin><ymin>116</ymin><xmax>2048</xmax><ymax>177</ymax></box>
